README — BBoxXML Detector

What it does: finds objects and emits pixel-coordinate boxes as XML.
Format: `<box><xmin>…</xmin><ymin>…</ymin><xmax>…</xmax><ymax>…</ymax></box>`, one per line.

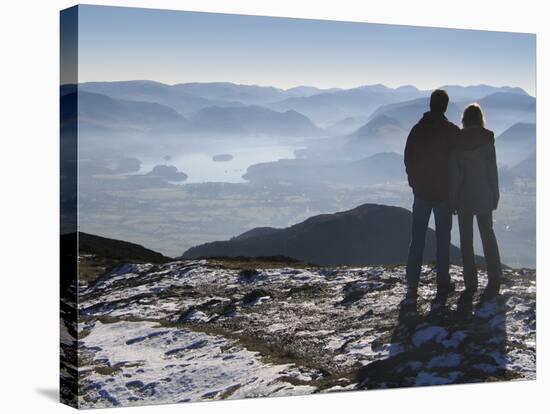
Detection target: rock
<box><xmin>242</xmin><ymin>289</ymin><xmax>271</xmax><ymax>306</ymax></box>
<box><xmin>238</xmin><ymin>268</ymin><xmax>260</xmax><ymax>283</ymax></box>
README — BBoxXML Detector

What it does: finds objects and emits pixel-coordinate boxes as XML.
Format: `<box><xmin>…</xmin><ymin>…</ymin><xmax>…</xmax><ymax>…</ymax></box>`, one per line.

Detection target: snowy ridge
<box><xmin>75</xmin><ymin>260</ymin><xmax>536</xmax><ymax>408</ymax></box>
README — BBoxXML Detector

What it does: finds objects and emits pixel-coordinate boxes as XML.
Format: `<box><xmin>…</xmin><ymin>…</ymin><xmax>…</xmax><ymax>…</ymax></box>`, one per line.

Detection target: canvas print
<box><xmin>60</xmin><ymin>5</ymin><xmax>536</xmax><ymax>409</ymax></box>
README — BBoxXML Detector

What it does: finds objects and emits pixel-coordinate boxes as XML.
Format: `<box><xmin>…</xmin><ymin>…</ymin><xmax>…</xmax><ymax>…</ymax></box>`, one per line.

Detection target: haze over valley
<box><xmin>65</xmin><ymin>80</ymin><xmax>536</xmax><ymax>267</ymax></box>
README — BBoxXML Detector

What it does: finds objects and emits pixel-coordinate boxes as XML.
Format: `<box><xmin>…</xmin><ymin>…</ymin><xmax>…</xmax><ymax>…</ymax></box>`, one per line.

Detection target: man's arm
<box><xmin>404</xmin><ymin>126</ymin><xmax>418</xmax><ymax>189</ymax></box>
<box><xmin>449</xmin><ymin>123</ymin><xmax>460</xmax><ymax>149</ymax></box>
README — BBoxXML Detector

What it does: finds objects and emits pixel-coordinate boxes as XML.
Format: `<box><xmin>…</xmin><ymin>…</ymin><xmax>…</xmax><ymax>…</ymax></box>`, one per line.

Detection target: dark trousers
<box><xmin>406</xmin><ymin>197</ymin><xmax>452</xmax><ymax>291</ymax></box>
<box><xmin>458</xmin><ymin>211</ymin><xmax>502</xmax><ymax>292</ymax></box>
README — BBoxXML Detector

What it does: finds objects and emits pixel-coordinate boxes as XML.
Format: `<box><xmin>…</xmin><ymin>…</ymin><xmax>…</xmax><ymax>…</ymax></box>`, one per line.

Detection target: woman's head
<box><xmin>462</xmin><ymin>104</ymin><xmax>485</xmax><ymax>128</ymax></box>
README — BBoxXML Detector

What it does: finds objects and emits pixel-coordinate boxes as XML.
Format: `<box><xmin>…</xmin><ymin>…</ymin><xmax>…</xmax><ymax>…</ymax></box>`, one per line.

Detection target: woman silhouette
<box><xmin>449</xmin><ymin>104</ymin><xmax>502</xmax><ymax>298</ymax></box>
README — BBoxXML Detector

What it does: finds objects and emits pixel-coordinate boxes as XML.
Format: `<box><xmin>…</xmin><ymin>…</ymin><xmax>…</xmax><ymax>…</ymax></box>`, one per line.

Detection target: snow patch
<box><xmin>413</xmin><ymin>326</ymin><xmax>449</xmax><ymax>347</ymax></box>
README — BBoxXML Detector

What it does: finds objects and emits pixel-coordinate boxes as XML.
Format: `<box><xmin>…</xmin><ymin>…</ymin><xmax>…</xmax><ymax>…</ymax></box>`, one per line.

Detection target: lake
<box><xmin>138</xmin><ymin>143</ymin><xmax>304</xmax><ymax>183</ymax></box>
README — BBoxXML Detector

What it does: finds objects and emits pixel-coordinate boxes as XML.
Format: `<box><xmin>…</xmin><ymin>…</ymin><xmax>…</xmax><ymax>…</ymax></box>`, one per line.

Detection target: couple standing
<box><xmin>404</xmin><ymin>89</ymin><xmax>502</xmax><ymax>300</ymax></box>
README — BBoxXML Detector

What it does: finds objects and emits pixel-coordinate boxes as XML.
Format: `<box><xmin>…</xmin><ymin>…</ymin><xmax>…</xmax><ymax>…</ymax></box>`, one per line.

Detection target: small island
<box><xmin>212</xmin><ymin>153</ymin><xmax>233</xmax><ymax>162</ymax></box>
<box><xmin>146</xmin><ymin>165</ymin><xmax>188</xmax><ymax>182</ymax></box>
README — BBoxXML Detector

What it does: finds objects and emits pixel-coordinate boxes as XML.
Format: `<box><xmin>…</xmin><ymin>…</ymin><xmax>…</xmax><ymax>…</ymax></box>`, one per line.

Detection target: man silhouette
<box><xmin>404</xmin><ymin>89</ymin><xmax>459</xmax><ymax>299</ymax></box>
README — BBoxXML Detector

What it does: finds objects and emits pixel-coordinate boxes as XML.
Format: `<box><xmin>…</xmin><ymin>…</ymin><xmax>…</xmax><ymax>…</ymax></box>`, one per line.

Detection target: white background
<box><xmin>0</xmin><ymin>0</ymin><xmax>547</xmax><ymax>412</ymax></box>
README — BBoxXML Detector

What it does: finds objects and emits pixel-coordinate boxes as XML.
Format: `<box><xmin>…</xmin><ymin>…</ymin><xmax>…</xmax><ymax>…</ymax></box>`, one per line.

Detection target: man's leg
<box><xmin>458</xmin><ymin>213</ymin><xmax>478</xmax><ymax>292</ymax></box>
<box><xmin>434</xmin><ymin>202</ymin><xmax>452</xmax><ymax>289</ymax></box>
<box><xmin>406</xmin><ymin>197</ymin><xmax>431</xmax><ymax>296</ymax></box>
<box><xmin>477</xmin><ymin>212</ymin><xmax>502</xmax><ymax>295</ymax></box>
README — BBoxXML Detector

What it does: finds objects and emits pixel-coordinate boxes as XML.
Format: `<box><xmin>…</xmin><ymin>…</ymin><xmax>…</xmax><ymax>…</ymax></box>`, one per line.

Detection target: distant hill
<box><xmin>324</xmin><ymin>116</ymin><xmax>371</xmax><ymax>136</ymax></box>
<box><xmin>175</xmin><ymin>82</ymin><xmax>340</xmax><ymax>104</ymax></box>
<box><xmin>76</xmin><ymin>91</ymin><xmax>189</xmax><ymax>132</ymax></box>
<box><xmin>470</xmin><ymin>92</ymin><xmax>536</xmax><ymax>134</ymax></box>
<box><xmin>439</xmin><ymin>84</ymin><xmax>528</xmax><ymax>102</ymax></box>
<box><xmin>499</xmin><ymin>152</ymin><xmax>536</xmax><ymax>189</ymax></box>
<box><xmin>343</xmin><ymin>102</ymin><xmax>457</xmax><ymax>158</ymax></box>
<box><xmin>74</xmin><ymin>90</ymin><xmax>319</xmax><ymax>138</ymax></box>
<box><xmin>173</xmin><ymin>82</ymin><xmax>288</xmax><ymax>105</ymax></box>
<box><xmin>508</xmin><ymin>153</ymin><xmax>536</xmax><ymax>179</ymax></box>
<box><xmin>348</xmin><ymin>115</ymin><xmax>409</xmax><ymax>155</ymax></box>
<box><xmin>182</xmin><ymin>203</ymin><xmax>463</xmax><ymax>266</ymax></box>
<box><xmin>476</xmin><ymin>91</ymin><xmax>535</xmax><ymax>110</ymax></box>
<box><xmin>269</xmin><ymin>84</ymin><xmax>427</xmax><ymax>127</ymax></box>
<box><xmin>190</xmin><ymin>105</ymin><xmax>320</xmax><ymax>137</ymax></box>
<box><xmin>79</xmin><ymin>80</ymin><xmax>231</xmax><ymax>115</ymax></box>
<box><xmin>285</xmin><ymin>85</ymin><xmax>341</xmax><ymax>97</ymax></box>
<box><xmin>357</xmin><ymin>114</ymin><xmax>403</xmax><ymax>131</ymax></box>
<box><xmin>367</xmin><ymin>98</ymin><xmax>462</xmax><ymax>131</ymax></box>
<box><xmin>496</xmin><ymin>122</ymin><xmax>536</xmax><ymax>166</ymax></box>
<box><xmin>61</xmin><ymin>232</ymin><xmax>173</xmax><ymax>283</ymax></box>
<box><xmin>76</xmin><ymin>232</ymin><xmax>172</xmax><ymax>263</ymax></box>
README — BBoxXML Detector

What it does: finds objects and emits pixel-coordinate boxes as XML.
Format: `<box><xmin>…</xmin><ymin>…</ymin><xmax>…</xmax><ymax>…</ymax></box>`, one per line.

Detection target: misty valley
<box><xmin>63</xmin><ymin>80</ymin><xmax>536</xmax><ymax>268</ymax></box>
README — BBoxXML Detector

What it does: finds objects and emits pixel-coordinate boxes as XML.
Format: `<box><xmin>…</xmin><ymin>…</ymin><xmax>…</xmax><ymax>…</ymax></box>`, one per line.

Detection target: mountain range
<box><xmin>269</xmin><ymin>84</ymin><xmax>427</xmax><ymax>126</ymax></box>
<box><xmin>74</xmin><ymin>80</ymin><xmax>533</xmax><ymax>135</ymax></box>
<box><xmin>341</xmin><ymin>97</ymin><xmax>535</xmax><ymax>160</ymax></box>
<box><xmin>439</xmin><ymin>85</ymin><xmax>528</xmax><ymax>102</ymax></box>
<box><xmin>74</xmin><ymin>90</ymin><xmax>319</xmax><ymax>138</ymax></box>
<box><xmin>78</xmin><ymin>80</ymin><xmax>339</xmax><ymax>114</ymax></box>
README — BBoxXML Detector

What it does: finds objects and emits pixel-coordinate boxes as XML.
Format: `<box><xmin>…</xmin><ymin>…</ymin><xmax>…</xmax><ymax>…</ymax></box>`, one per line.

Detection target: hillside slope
<box><xmin>183</xmin><ymin>204</ymin><xmax>463</xmax><ymax>266</ymax></box>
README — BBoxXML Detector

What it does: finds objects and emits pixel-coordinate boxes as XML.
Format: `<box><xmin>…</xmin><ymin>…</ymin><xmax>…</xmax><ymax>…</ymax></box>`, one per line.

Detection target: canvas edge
<box><xmin>60</xmin><ymin>4</ymin><xmax>80</xmax><ymax>409</ymax></box>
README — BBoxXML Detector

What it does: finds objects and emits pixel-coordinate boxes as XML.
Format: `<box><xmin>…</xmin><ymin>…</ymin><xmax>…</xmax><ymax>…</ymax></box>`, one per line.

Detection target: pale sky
<box><xmin>75</xmin><ymin>5</ymin><xmax>536</xmax><ymax>95</ymax></box>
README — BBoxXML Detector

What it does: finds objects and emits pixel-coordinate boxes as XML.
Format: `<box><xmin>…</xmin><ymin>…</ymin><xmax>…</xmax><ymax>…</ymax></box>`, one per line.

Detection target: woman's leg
<box><xmin>458</xmin><ymin>213</ymin><xmax>478</xmax><ymax>291</ymax></box>
<box><xmin>477</xmin><ymin>212</ymin><xmax>502</xmax><ymax>294</ymax></box>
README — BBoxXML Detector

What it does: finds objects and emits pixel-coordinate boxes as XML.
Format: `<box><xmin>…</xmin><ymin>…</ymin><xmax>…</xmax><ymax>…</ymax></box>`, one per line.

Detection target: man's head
<box><xmin>430</xmin><ymin>89</ymin><xmax>449</xmax><ymax>114</ymax></box>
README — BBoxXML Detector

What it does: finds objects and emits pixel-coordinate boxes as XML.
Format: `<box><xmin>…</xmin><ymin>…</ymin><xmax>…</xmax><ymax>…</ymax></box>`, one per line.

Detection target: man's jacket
<box><xmin>404</xmin><ymin>111</ymin><xmax>460</xmax><ymax>203</ymax></box>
